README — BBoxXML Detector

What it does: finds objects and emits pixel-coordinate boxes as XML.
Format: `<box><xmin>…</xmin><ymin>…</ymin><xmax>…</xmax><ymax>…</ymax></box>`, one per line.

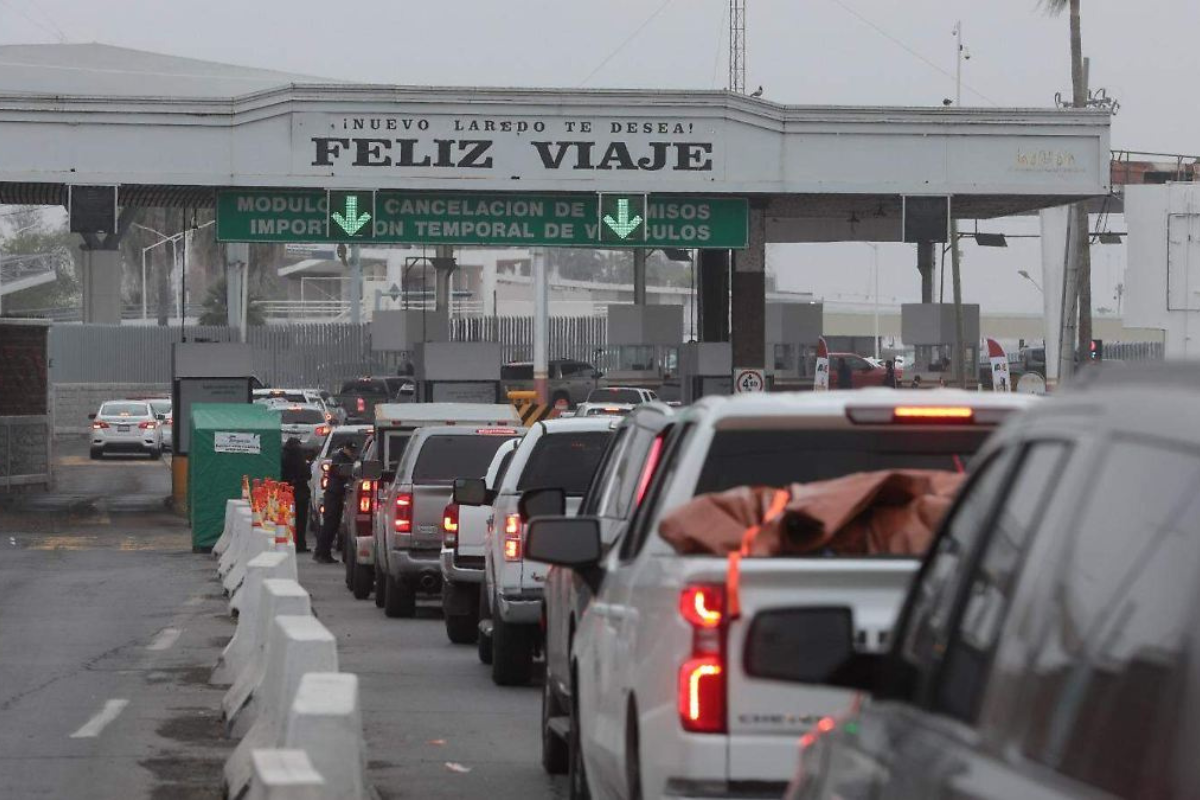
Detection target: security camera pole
<box><xmin>950</xmin><ymin>21</ymin><xmax>967</xmax><ymax>388</ymax></box>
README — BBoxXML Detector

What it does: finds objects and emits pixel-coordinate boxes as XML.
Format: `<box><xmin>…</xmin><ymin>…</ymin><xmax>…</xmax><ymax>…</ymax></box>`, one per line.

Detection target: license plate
<box><xmin>118</xmin><ymin>425</ymin><xmax>130</xmax><ymax>433</ymax></box>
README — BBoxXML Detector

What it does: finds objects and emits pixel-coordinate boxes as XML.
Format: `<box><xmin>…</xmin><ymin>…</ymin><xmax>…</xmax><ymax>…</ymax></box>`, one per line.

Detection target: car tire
<box><xmin>373</xmin><ymin>564</ymin><xmax>387</xmax><ymax>609</ymax></box>
<box><xmin>491</xmin><ymin>613</ymin><xmax>534</xmax><ymax>686</ymax></box>
<box><xmin>443</xmin><ymin>582</ymin><xmax>479</xmax><ymax>644</ymax></box>
<box><xmin>541</xmin><ymin>677</ymin><xmax>569</xmax><ymax>774</ymax></box>
<box><xmin>568</xmin><ymin>666</ymin><xmax>590</xmax><ymax>800</ymax></box>
<box><xmin>625</xmin><ymin>700</ymin><xmax>643</xmax><ymax>800</ymax></box>
<box><xmin>89</xmin><ymin>447</ymin><xmax>102</xmax><ymax>460</ymax></box>
<box><xmin>383</xmin><ymin>573</ymin><xmax>416</xmax><ymax>618</ymax></box>
<box><xmin>477</xmin><ymin>589</ymin><xmax>493</xmax><ymax>665</ymax></box>
<box><xmin>344</xmin><ymin>546</ymin><xmax>355</xmax><ymax>590</ymax></box>
<box><xmin>352</xmin><ymin>562</ymin><xmax>373</xmax><ymax>601</ymax></box>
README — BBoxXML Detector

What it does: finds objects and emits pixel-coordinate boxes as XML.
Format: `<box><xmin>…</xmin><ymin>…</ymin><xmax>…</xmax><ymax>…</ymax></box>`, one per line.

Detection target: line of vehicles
<box><xmin>309</xmin><ymin>364</ymin><xmax>1194</xmax><ymax>799</ymax></box>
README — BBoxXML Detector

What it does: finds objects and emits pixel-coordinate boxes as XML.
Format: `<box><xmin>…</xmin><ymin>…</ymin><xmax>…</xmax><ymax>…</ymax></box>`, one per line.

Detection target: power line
<box><xmin>16</xmin><ymin>0</ymin><xmax>69</xmax><ymax>42</ymax></box>
<box><xmin>823</xmin><ymin>0</ymin><xmax>999</xmax><ymax>105</ymax></box>
<box><xmin>0</xmin><ymin>0</ymin><xmax>64</xmax><ymax>42</ymax></box>
<box><xmin>579</xmin><ymin>0</ymin><xmax>677</xmax><ymax>87</ymax></box>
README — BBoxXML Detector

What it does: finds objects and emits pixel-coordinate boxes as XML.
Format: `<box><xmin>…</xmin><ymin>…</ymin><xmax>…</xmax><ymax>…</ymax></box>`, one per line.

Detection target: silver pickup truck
<box><xmin>375</xmin><ymin>424</ymin><xmax>522</xmax><ymax>618</ymax></box>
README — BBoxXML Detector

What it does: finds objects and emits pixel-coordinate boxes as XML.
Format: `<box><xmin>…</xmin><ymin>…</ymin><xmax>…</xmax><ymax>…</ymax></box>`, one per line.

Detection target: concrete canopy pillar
<box><xmin>80</xmin><ymin>248</ymin><xmax>122</xmax><ymax>324</ymax></box>
<box><xmin>697</xmin><ymin>249</ymin><xmax>730</xmax><ymax>342</ymax></box>
<box><xmin>917</xmin><ymin>241</ymin><xmax>935</xmax><ymax>304</ymax></box>
<box><xmin>731</xmin><ymin>207</ymin><xmax>767</xmax><ymax>375</ymax></box>
<box><xmin>633</xmin><ymin>249</ymin><xmax>647</xmax><ymax>306</ymax></box>
<box><xmin>225</xmin><ymin>243</ymin><xmax>249</xmax><ymax>341</ymax></box>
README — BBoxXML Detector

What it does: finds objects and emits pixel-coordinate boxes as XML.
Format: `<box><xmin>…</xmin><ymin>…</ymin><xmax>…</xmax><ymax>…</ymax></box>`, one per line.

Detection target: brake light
<box><xmin>315</xmin><ymin>425</ymin><xmax>331</xmax><ymax>437</ymax></box>
<box><xmin>393</xmin><ymin>492</ymin><xmax>413</xmax><ymax>533</ymax></box>
<box><xmin>442</xmin><ymin>503</ymin><xmax>460</xmax><ymax>547</ymax></box>
<box><xmin>893</xmin><ymin>406</ymin><xmax>974</xmax><ymax>422</ymax></box>
<box><xmin>503</xmin><ymin>513</ymin><xmax>522</xmax><ymax>561</ymax></box>
<box><xmin>321</xmin><ymin>475</ymin><xmax>329</xmax><ymax>490</ymax></box>
<box><xmin>138</xmin><ymin>421</ymin><xmax>157</xmax><ymax>430</ymax></box>
<box><xmin>92</xmin><ymin>421</ymin><xmax>109</xmax><ymax>429</ymax></box>
<box><xmin>677</xmin><ymin>584</ymin><xmax>727</xmax><ymax>734</ymax></box>
<box><xmin>357</xmin><ymin>397</ymin><xmax>366</xmax><ymax>413</ymax></box>
<box><xmin>358</xmin><ymin>480</ymin><xmax>374</xmax><ymax>514</ymax></box>
<box><xmin>634</xmin><ymin>434</ymin><xmax>666</xmax><ymax>506</ymax></box>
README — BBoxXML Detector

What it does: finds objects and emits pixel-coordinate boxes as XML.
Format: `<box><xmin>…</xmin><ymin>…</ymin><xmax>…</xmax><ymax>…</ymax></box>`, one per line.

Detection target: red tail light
<box><xmin>315</xmin><ymin>425</ymin><xmax>331</xmax><ymax>437</ymax></box>
<box><xmin>442</xmin><ymin>503</ymin><xmax>460</xmax><ymax>547</ymax></box>
<box><xmin>393</xmin><ymin>492</ymin><xmax>413</xmax><ymax>533</ymax></box>
<box><xmin>677</xmin><ymin>584</ymin><xmax>727</xmax><ymax>734</ymax></box>
<box><xmin>321</xmin><ymin>475</ymin><xmax>329</xmax><ymax>490</ymax></box>
<box><xmin>92</xmin><ymin>421</ymin><xmax>109</xmax><ymax>429</ymax></box>
<box><xmin>356</xmin><ymin>397</ymin><xmax>366</xmax><ymax>413</ymax></box>
<box><xmin>503</xmin><ymin>513</ymin><xmax>522</xmax><ymax>561</ymax></box>
<box><xmin>358</xmin><ymin>480</ymin><xmax>374</xmax><ymax>514</ymax></box>
<box><xmin>138</xmin><ymin>420</ymin><xmax>157</xmax><ymax>430</ymax></box>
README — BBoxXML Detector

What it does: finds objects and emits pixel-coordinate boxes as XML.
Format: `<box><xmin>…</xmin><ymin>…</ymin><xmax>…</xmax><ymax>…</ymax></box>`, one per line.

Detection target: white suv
<box><xmin>89</xmin><ymin>400</ymin><xmax>162</xmax><ymax>459</ymax></box>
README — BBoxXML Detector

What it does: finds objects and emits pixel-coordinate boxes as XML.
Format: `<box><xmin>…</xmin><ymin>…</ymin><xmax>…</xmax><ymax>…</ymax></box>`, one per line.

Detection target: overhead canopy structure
<box><xmin>0</xmin><ymin>44</ymin><xmax>1111</xmax><ymax>244</ymax></box>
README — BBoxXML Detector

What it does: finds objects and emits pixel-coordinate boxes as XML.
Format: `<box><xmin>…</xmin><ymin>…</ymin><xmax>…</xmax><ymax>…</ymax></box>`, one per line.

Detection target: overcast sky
<box><xmin>2</xmin><ymin>0</ymin><xmax>1188</xmax><ymax>313</ymax></box>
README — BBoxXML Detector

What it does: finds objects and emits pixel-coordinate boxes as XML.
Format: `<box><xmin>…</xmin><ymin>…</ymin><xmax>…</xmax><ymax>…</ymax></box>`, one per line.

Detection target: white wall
<box><xmin>1125</xmin><ymin>184</ymin><xmax>1200</xmax><ymax>358</ymax></box>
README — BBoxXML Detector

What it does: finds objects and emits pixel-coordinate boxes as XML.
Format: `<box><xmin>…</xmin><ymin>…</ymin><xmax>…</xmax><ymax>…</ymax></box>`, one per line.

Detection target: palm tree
<box><xmin>1044</xmin><ymin>0</ymin><xmax>1093</xmax><ymax>362</ymax></box>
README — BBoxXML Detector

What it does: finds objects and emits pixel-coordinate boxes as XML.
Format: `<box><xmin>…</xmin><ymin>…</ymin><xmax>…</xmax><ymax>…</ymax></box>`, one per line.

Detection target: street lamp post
<box><xmin>134</xmin><ymin>221</ymin><xmax>214</xmax><ymax>322</ymax></box>
<box><xmin>864</xmin><ymin>243</ymin><xmax>881</xmax><ymax>359</ymax></box>
<box><xmin>1018</xmin><ymin>269</ymin><xmax>1044</xmax><ymax>295</ymax></box>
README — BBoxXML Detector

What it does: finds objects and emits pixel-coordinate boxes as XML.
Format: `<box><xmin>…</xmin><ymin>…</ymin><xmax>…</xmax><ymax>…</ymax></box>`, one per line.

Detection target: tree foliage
<box><xmin>199</xmin><ymin>276</ymin><xmax>264</xmax><ymax>326</ymax></box>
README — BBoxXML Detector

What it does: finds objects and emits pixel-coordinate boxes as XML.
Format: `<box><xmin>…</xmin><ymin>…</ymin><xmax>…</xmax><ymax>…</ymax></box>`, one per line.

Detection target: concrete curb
<box><xmin>223</xmin><ymin>528</ymin><xmax>272</xmax><ymax>598</ymax></box>
<box><xmin>224</xmin><ymin>615</ymin><xmax>338</xmax><ymax>800</ymax></box>
<box><xmin>247</xmin><ymin>749</ymin><xmax>325</xmax><ymax>800</ymax></box>
<box><xmin>213</xmin><ymin>552</ymin><xmax>294</xmax><ymax>686</ymax></box>
<box><xmin>218</xmin><ymin>507</ymin><xmax>252</xmax><ymax>579</ymax></box>
<box><xmin>223</xmin><ymin>579</ymin><xmax>311</xmax><ymax>729</ymax></box>
<box><xmin>214</xmin><ymin>498</ymin><xmax>248</xmax><ymax>558</ymax></box>
<box><xmin>284</xmin><ymin>673</ymin><xmax>367</xmax><ymax>800</ymax></box>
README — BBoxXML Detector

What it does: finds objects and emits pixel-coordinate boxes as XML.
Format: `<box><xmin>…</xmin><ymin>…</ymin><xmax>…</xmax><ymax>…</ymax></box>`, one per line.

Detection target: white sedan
<box><xmin>89</xmin><ymin>400</ymin><xmax>162</xmax><ymax>459</ymax></box>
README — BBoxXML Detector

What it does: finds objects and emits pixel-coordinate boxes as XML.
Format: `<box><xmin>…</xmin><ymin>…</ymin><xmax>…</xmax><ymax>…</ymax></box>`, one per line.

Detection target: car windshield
<box><xmin>281</xmin><ymin>408</ymin><xmax>325</xmax><ymax>424</ymax></box>
<box><xmin>517</xmin><ymin>431</ymin><xmax>614</xmax><ymax>495</ymax></box>
<box><xmin>501</xmin><ymin>364</ymin><xmax>534</xmax><ymax>381</ymax></box>
<box><xmin>694</xmin><ymin>428</ymin><xmax>990</xmax><ymax>495</ymax></box>
<box><xmin>412</xmin><ymin>435</ymin><xmax>518</xmax><ymax>483</ymax></box>
<box><xmin>587</xmin><ymin>388</ymin><xmax>642</xmax><ymax>404</ymax></box>
<box><xmin>101</xmin><ymin>402</ymin><xmax>149</xmax><ymax>417</ymax></box>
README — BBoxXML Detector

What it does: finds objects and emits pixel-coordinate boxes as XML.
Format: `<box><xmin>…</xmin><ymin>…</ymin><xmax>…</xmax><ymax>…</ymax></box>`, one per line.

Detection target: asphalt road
<box><xmin>296</xmin><ymin>556</ymin><xmax>565</xmax><ymax>799</ymax></box>
<box><xmin>0</xmin><ymin>436</ymin><xmax>232</xmax><ymax>799</ymax></box>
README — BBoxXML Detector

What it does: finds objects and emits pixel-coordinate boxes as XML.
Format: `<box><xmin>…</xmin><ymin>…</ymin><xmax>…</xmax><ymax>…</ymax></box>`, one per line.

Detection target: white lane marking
<box><xmin>147</xmin><ymin>627</ymin><xmax>181</xmax><ymax>651</ymax></box>
<box><xmin>183</xmin><ymin>595</ymin><xmax>205</xmax><ymax>607</ymax></box>
<box><xmin>69</xmin><ymin>698</ymin><xmax>129</xmax><ymax>738</ymax></box>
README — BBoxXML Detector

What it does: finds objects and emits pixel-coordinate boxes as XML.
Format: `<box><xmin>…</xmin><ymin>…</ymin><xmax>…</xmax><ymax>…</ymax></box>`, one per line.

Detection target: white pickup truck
<box><xmin>460</xmin><ymin>417</ymin><xmax>616</xmax><ymax>687</ymax></box>
<box><xmin>524</xmin><ymin>389</ymin><xmax>1036</xmax><ymax>800</ymax></box>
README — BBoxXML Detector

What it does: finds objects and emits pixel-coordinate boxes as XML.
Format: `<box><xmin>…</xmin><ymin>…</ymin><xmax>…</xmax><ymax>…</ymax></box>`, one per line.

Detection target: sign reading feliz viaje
<box><xmin>216</xmin><ymin>189</ymin><xmax>749</xmax><ymax>248</ymax></box>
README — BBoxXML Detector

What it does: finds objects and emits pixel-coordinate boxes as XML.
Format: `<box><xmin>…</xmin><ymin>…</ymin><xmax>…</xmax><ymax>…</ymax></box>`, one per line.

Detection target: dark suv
<box><xmin>501</xmin><ymin>359</ymin><xmax>600</xmax><ymax>409</ymax></box>
<box><xmin>337</xmin><ymin>377</ymin><xmax>415</xmax><ymax>424</ymax></box>
<box><xmin>779</xmin><ymin>364</ymin><xmax>1200</xmax><ymax>800</ymax></box>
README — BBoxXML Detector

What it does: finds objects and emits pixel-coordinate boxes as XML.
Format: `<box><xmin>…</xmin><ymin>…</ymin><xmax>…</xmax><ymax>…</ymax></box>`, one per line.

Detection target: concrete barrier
<box><xmin>247</xmin><ymin>749</ymin><xmax>325</xmax><ymax>800</ymax></box>
<box><xmin>224</xmin><ymin>615</ymin><xmax>338</xmax><ymax>800</ymax></box>
<box><xmin>214</xmin><ymin>499</ymin><xmax>249</xmax><ymax>558</ymax></box>
<box><xmin>223</xmin><ymin>526</ymin><xmax>273</xmax><ymax>597</ymax></box>
<box><xmin>213</xmin><ymin>552</ymin><xmax>296</xmax><ymax>686</ymax></box>
<box><xmin>230</xmin><ymin>546</ymin><xmax>296</xmax><ymax>617</ymax></box>
<box><xmin>284</xmin><ymin>673</ymin><xmax>366</xmax><ymax>800</ymax></box>
<box><xmin>223</xmin><ymin>580</ymin><xmax>311</xmax><ymax>728</ymax></box>
<box><xmin>218</xmin><ymin>507</ymin><xmax>254</xmax><ymax>580</ymax></box>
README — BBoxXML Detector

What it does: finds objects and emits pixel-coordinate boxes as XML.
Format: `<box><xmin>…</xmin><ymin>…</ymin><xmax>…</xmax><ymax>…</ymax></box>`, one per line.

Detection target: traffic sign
<box><xmin>328</xmin><ymin>190</ymin><xmax>375</xmax><ymax>240</ymax></box>
<box><xmin>733</xmin><ymin>368</ymin><xmax>766</xmax><ymax>394</ymax></box>
<box><xmin>216</xmin><ymin>190</ymin><xmax>748</xmax><ymax>248</ymax></box>
<box><xmin>598</xmin><ymin>193</ymin><xmax>647</xmax><ymax>243</ymax></box>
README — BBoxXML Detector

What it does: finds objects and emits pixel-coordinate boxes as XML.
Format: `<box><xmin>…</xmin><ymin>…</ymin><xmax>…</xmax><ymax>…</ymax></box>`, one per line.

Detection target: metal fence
<box><xmin>49</xmin><ymin>316</ymin><xmax>610</xmax><ymax>388</ymax></box>
<box><xmin>1106</xmin><ymin>341</ymin><xmax>1165</xmax><ymax>362</ymax></box>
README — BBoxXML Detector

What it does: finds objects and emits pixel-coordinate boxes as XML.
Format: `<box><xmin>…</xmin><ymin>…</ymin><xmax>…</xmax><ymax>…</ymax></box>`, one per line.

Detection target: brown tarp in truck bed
<box><xmin>659</xmin><ymin>469</ymin><xmax>965</xmax><ymax>559</ymax></box>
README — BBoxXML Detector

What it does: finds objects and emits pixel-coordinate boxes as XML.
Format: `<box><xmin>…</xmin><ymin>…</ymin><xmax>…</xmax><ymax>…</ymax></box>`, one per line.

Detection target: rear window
<box><xmin>282</xmin><ymin>408</ymin><xmax>325</xmax><ymax>424</ymax></box>
<box><xmin>694</xmin><ymin>428</ymin><xmax>990</xmax><ymax>495</ymax></box>
<box><xmin>586</xmin><ymin>407</ymin><xmax>630</xmax><ymax>417</ymax></box>
<box><xmin>148</xmin><ymin>400</ymin><xmax>171</xmax><ymax>415</ymax></box>
<box><xmin>413</xmin><ymin>435</ymin><xmax>517</xmax><ymax>483</ymax></box>
<box><xmin>518</xmin><ymin>431</ymin><xmax>614</xmax><ymax>495</ymax></box>
<box><xmin>502</xmin><ymin>364</ymin><xmax>534</xmax><ymax>381</ymax></box>
<box><xmin>328</xmin><ymin>431</ymin><xmax>368</xmax><ymax>452</ymax></box>
<box><xmin>341</xmin><ymin>380</ymin><xmax>388</xmax><ymax>396</ymax></box>
<box><xmin>101</xmin><ymin>402</ymin><xmax>149</xmax><ymax>417</ymax></box>
<box><xmin>588</xmin><ymin>388</ymin><xmax>642</xmax><ymax>404</ymax></box>
<box><xmin>384</xmin><ymin>431</ymin><xmax>412</xmax><ymax>470</ymax></box>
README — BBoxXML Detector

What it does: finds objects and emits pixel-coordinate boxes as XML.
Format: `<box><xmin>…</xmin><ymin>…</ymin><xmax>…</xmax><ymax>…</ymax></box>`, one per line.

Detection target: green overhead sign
<box><xmin>216</xmin><ymin>190</ymin><xmax>748</xmax><ymax>248</ymax></box>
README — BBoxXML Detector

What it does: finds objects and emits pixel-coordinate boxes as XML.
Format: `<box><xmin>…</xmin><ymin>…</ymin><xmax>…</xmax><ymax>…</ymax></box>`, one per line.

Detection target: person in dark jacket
<box><xmin>281</xmin><ymin>437</ymin><xmax>311</xmax><ymax>553</ymax></box>
<box><xmin>836</xmin><ymin>358</ymin><xmax>854</xmax><ymax>390</ymax></box>
<box><xmin>315</xmin><ymin>439</ymin><xmax>357</xmax><ymax>564</ymax></box>
<box><xmin>883</xmin><ymin>359</ymin><xmax>898</xmax><ymax>389</ymax></box>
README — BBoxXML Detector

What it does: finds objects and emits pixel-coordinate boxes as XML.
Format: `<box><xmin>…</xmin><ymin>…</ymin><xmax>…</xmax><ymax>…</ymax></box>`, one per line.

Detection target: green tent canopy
<box><xmin>188</xmin><ymin>402</ymin><xmax>281</xmax><ymax>551</ymax></box>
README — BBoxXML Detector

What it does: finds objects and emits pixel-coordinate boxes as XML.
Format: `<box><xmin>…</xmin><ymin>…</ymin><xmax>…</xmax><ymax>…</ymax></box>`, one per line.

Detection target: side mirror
<box><xmin>525</xmin><ymin>516</ymin><xmax>602</xmax><ymax>570</ymax></box>
<box><xmin>454</xmin><ymin>477</ymin><xmax>489</xmax><ymax>507</ymax></box>
<box><xmin>359</xmin><ymin>460</ymin><xmax>383</xmax><ymax>480</ymax></box>
<box><xmin>519</xmin><ymin>487</ymin><xmax>566</xmax><ymax>520</ymax></box>
<box><xmin>744</xmin><ymin>607</ymin><xmax>859</xmax><ymax>684</ymax></box>
<box><xmin>88</xmin><ymin>413</ymin><xmax>97</xmax><ymax>420</ymax></box>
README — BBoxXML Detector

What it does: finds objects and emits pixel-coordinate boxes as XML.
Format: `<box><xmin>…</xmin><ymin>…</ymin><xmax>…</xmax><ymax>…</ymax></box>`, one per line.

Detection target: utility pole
<box><xmin>532</xmin><ymin>249</ymin><xmax>548</xmax><ymax>405</ymax></box>
<box><xmin>1075</xmin><ymin>57</ymin><xmax>1093</xmax><ymax>359</ymax></box>
<box><xmin>349</xmin><ymin>244</ymin><xmax>362</xmax><ymax>326</ymax></box>
<box><xmin>729</xmin><ymin>0</ymin><xmax>746</xmax><ymax>94</ymax></box>
<box><xmin>950</xmin><ymin>21</ymin><xmax>967</xmax><ymax>388</ymax></box>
